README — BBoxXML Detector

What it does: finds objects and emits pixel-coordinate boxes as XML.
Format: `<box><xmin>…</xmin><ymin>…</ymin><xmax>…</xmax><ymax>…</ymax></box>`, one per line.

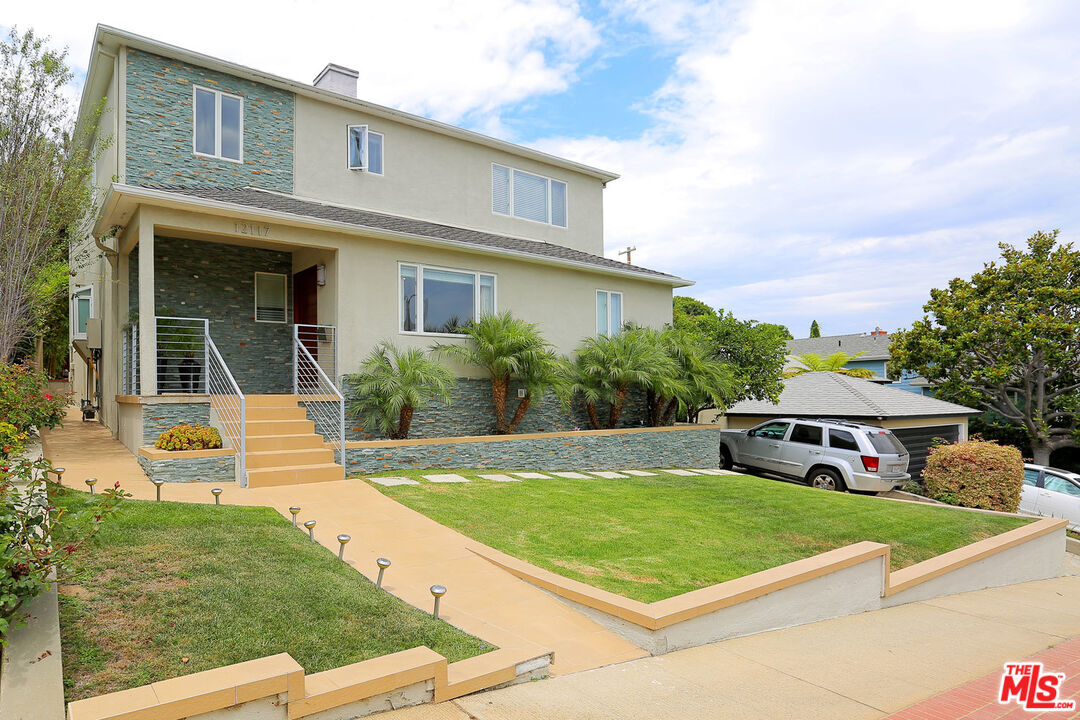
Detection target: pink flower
<box><xmin>44</xmin><ymin>393</ymin><xmax>51</xmax><ymax>400</ymax></box>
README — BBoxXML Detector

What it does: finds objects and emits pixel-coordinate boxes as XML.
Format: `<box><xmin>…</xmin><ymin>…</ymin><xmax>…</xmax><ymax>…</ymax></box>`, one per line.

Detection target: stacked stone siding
<box><xmin>126</xmin><ymin>48</ymin><xmax>293</xmax><ymax>192</ymax></box>
<box><xmin>142</xmin><ymin>402</ymin><xmax>211</xmax><ymax>446</ymax></box>
<box><xmin>132</xmin><ymin>236</ymin><xmax>293</xmax><ymax>393</ymax></box>
<box><xmin>137</xmin><ymin>453</ymin><xmax>236</xmax><ymax>484</ymax></box>
<box><xmin>345</xmin><ymin>377</ymin><xmax>652</xmax><ymax>441</ymax></box>
<box><xmin>345</xmin><ymin>426</ymin><xmax>719</xmax><ymax>473</ymax></box>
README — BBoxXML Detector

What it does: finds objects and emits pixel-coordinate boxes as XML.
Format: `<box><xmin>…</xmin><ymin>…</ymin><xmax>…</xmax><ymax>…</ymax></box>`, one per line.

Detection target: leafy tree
<box><xmin>570</xmin><ymin>327</ymin><xmax>676</xmax><ymax>429</ymax></box>
<box><xmin>785</xmin><ymin>351</ymin><xmax>875</xmax><ymax>378</ymax></box>
<box><xmin>672</xmin><ymin>297</ymin><xmax>789</xmax><ymax>407</ymax></box>
<box><xmin>436</xmin><ymin>312</ymin><xmax>565</xmax><ymax>434</ymax></box>
<box><xmin>642</xmin><ymin>326</ymin><xmax>734</xmax><ymax>425</ymax></box>
<box><xmin>890</xmin><ymin>230</ymin><xmax>1080</xmax><ymax>465</ymax></box>
<box><xmin>809</xmin><ymin>319</ymin><xmax>821</xmax><ymax>337</ymax></box>
<box><xmin>345</xmin><ymin>342</ymin><xmax>454</xmax><ymax>439</ymax></box>
<box><xmin>0</xmin><ymin>29</ymin><xmax>104</xmax><ymax>359</ymax></box>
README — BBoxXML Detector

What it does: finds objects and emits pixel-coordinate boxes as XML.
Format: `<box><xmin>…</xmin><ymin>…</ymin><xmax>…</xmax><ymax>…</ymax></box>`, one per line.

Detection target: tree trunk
<box><xmin>492</xmin><ymin>376</ymin><xmax>510</xmax><ymax>433</ymax></box>
<box><xmin>394</xmin><ymin>405</ymin><xmax>414</xmax><ymax>440</ymax></box>
<box><xmin>608</xmin><ymin>385</ymin><xmax>628</xmax><ymax>428</ymax></box>
<box><xmin>661</xmin><ymin>398</ymin><xmax>679</xmax><ymax>426</ymax></box>
<box><xmin>585</xmin><ymin>402</ymin><xmax>601</xmax><ymax>430</ymax></box>
<box><xmin>1032</xmin><ymin>443</ymin><xmax>1052</xmax><ymax>466</ymax></box>
<box><xmin>508</xmin><ymin>393</ymin><xmax>532</xmax><ymax>433</ymax></box>
<box><xmin>645</xmin><ymin>389</ymin><xmax>659</xmax><ymax>426</ymax></box>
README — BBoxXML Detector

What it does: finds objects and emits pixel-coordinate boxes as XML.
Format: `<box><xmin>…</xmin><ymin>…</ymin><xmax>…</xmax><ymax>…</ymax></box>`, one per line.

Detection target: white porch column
<box><xmin>136</xmin><ymin>211</ymin><xmax>156</xmax><ymax>395</ymax></box>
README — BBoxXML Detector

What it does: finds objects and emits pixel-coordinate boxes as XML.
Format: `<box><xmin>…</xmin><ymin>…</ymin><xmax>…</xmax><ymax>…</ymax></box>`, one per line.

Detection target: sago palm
<box><xmin>436</xmin><ymin>311</ymin><xmax>563</xmax><ymax>434</ymax></box>
<box><xmin>784</xmin><ymin>351</ymin><xmax>876</xmax><ymax>378</ymax></box>
<box><xmin>345</xmin><ymin>342</ymin><xmax>454</xmax><ymax>439</ymax></box>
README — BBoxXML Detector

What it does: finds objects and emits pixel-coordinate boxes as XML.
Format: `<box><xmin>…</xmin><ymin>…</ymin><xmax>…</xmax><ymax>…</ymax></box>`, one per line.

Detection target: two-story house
<box><xmin>786</xmin><ymin>329</ymin><xmax>931</xmax><ymax>394</ymax></box>
<box><xmin>70</xmin><ymin>25</ymin><xmax>689</xmax><ymax>486</ymax></box>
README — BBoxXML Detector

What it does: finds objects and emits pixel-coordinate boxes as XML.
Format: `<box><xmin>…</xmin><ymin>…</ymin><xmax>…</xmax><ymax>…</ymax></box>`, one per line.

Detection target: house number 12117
<box><xmin>234</xmin><ymin>222</ymin><xmax>271</xmax><ymax>237</ymax></box>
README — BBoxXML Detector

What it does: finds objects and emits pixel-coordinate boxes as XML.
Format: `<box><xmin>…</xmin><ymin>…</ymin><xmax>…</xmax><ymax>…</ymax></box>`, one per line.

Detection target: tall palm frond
<box><xmin>346</xmin><ymin>342</ymin><xmax>454</xmax><ymax>439</ymax></box>
<box><xmin>784</xmin><ymin>351</ymin><xmax>876</xmax><ymax>378</ymax></box>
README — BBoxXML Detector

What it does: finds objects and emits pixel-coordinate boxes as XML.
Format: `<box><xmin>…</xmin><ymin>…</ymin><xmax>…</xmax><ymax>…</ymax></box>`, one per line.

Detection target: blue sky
<box><xmin>6</xmin><ymin>0</ymin><xmax>1079</xmax><ymax>339</ymax></box>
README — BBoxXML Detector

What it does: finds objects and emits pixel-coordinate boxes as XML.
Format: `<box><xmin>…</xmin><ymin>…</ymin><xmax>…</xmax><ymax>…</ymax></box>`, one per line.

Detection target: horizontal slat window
<box><xmin>513</xmin><ymin>169</ymin><xmax>549</xmax><ymax>223</ymax></box>
<box><xmin>255</xmin><ymin>273</ymin><xmax>287</xmax><ymax>323</ymax></box>
<box><xmin>492</xmin><ymin>164</ymin><xmax>510</xmax><ymax>215</ymax></box>
<box><xmin>491</xmin><ymin>163</ymin><xmax>567</xmax><ymax>228</ymax></box>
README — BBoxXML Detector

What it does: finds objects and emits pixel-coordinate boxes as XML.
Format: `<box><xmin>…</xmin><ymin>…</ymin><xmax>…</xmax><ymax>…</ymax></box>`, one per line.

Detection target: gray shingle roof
<box><xmin>142</xmin><ymin>185</ymin><xmax>684</xmax><ymax>283</ymax></box>
<box><xmin>724</xmin><ymin>372</ymin><xmax>978</xmax><ymax>419</ymax></box>
<box><xmin>787</xmin><ymin>333</ymin><xmax>891</xmax><ymax>360</ymax></box>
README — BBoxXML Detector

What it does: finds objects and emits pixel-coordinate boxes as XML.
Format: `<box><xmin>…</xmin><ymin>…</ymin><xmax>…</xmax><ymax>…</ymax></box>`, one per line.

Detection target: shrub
<box><xmin>0</xmin><ymin>362</ymin><xmax>67</xmax><ymax>433</ymax></box>
<box><xmin>155</xmin><ymin>424</ymin><xmax>222</xmax><ymax>451</ymax></box>
<box><xmin>922</xmin><ymin>438</ymin><xmax>1023</xmax><ymax>512</ymax></box>
<box><xmin>346</xmin><ymin>342</ymin><xmax>454</xmax><ymax>440</ymax></box>
<box><xmin>0</xmin><ymin>422</ymin><xmax>28</xmax><ymax>460</ymax></box>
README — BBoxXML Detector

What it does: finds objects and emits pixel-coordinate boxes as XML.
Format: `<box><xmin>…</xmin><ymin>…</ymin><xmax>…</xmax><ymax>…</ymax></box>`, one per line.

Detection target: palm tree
<box><xmin>644</xmin><ymin>326</ymin><xmax>735</xmax><ymax>426</ymax></box>
<box><xmin>570</xmin><ymin>327</ymin><xmax>678</xmax><ymax>429</ymax></box>
<box><xmin>436</xmin><ymin>312</ymin><xmax>564</xmax><ymax>434</ymax></box>
<box><xmin>784</xmin><ymin>351</ymin><xmax>876</xmax><ymax>378</ymax></box>
<box><xmin>345</xmin><ymin>342</ymin><xmax>454</xmax><ymax>439</ymax></box>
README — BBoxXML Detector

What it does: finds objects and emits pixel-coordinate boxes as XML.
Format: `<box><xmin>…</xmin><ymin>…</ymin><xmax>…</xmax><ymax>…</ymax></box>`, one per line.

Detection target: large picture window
<box><xmin>254</xmin><ymin>272</ymin><xmax>287</xmax><ymax>323</ymax></box>
<box><xmin>596</xmin><ymin>289</ymin><xmax>623</xmax><ymax>336</ymax></box>
<box><xmin>492</xmin><ymin>163</ymin><xmax>567</xmax><ymax>228</ymax></box>
<box><xmin>399</xmin><ymin>263</ymin><xmax>496</xmax><ymax>335</ymax></box>
<box><xmin>347</xmin><ymin>125</ymin><xmax>384</xmax><ymax>174</ymax></box>
<box><xmin>193</xmin><ymin>86</ymin><xmax>243</xmax><ymax>162</ymax></box>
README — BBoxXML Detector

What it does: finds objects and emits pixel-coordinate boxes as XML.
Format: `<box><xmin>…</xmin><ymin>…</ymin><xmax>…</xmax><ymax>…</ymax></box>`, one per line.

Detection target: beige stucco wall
<box><xmin>292</xmin><ymin>95</ymin><xmax>606</xmax><ymax>256</ymax></box>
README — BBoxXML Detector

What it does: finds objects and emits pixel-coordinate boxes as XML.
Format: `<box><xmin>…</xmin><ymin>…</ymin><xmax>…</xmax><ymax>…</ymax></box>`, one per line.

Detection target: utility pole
<box><xmin>618</xmin><ymin>246</ymin><xmax>636</xmax><ymax>264</ymax></box>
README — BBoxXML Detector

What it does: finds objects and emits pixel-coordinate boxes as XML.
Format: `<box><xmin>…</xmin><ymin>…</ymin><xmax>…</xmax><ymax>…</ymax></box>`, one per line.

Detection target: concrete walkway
<box><xmin>39</xmin><ymin>413</ymin><xmax>647</xmax><ymax>676</ymax></box>
<box><xmin>377</xmin><ymin>570</ymin><xmax>1080</xmax><ymax>719</ymax></box>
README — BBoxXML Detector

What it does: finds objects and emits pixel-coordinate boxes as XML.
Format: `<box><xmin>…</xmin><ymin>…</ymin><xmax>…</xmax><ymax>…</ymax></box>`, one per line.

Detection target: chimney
<box><xmin>313</xmin><ymin>64</ymin><xmax>358</xmax><ymax>98</ymax></box>
<box><xmin>871</xmin><ymin>326</ymin><xmax>888</xmax><ymax>336</ymax></box>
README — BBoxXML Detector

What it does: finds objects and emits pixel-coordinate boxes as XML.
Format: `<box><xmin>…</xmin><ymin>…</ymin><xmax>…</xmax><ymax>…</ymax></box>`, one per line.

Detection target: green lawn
<box><xmin>54</xmin><ymin>487</ymin><xmax>491</xmax><ymax>702</ymax></box>
<box><xmin>367</xmin><ymin>469</ymin><xmax>1030</xmax><ymax>603</ymax></box>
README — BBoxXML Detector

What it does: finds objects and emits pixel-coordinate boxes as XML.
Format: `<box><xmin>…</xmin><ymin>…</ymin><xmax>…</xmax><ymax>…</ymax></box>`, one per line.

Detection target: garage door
<box><xmin>891</xmin><ymin>425</ymin><xmax>960</xmax><ymax>477</ymax></box>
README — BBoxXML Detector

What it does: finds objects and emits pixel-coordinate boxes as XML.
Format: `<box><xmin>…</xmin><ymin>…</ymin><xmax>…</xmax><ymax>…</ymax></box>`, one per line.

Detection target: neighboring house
<box><xmin>703</xmin><ymin>372</ymin><xmax>978</xmax><ymax>477</ymax></box>
<box><xmin>69</xmin><ymin>25</ymin><xmax>689</xmax><ymax>484</ymax></box>
<box><xmin>786</xmin><ymin>329</ymin><xmax>931</xmax><ymax>394</ymax></box>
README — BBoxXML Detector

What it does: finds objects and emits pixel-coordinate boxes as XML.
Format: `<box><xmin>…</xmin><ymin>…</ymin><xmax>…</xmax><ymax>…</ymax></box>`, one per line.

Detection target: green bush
<box><xmin>155</xmin><ymin>424</ymin><xmax>222</xmax><ymax>451</ymax></box>
<box><xmin>0</xmin><ymin>422</ymin><xmax>28</xmax><ymax>460</ymax></box>
<box><xmin>922</xmin><ymin>439</ymin><xmax>1023</xmax><ymax>512</ymax></box>
<box><xmin>0</xmin><ymin>362</ymin><xmax>67</xmax><ymax>433</ymax></box>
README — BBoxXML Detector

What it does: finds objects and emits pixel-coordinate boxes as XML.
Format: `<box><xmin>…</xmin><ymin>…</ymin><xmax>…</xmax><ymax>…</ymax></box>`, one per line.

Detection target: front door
<box><xmin>294</xmin><ymin>266</ymin><xmax>319</xmax><ymax>359</ymax></box>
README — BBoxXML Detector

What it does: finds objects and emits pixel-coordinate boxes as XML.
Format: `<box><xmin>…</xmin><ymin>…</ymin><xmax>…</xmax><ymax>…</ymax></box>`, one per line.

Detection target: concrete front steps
<box><xmin>243</xmin><ymin>395</ymin><xmax>345</xmax><ymax>487</ymax></box>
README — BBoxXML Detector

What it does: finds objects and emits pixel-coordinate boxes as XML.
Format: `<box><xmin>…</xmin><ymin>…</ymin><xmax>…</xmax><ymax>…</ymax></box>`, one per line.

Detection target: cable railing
<box><xmin>293</xmin><ymin>324</ymin><xmax>339</xmax><ymax>390</ymax></box>
<box><xmin>205</xmin><ymin>330</ymin><xmax>246</xmax><ymax>483</ymax></box>
<box><xmin>121</xmin><ymin>324</ymin><xmax>140</xmax><ymax>395</ymax></box>
<box><xmin>155</xmin><ymin>316</ymin><xmax>209</xmax><ymax>393</ymax></box>
<box><xmin>293</xmin><ymin>325</ymin><xmax>345</xmax><ymax>463</ymax></box>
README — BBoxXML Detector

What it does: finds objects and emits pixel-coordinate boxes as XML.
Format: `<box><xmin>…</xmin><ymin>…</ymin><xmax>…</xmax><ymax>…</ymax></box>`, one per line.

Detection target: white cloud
<box><xmin>3</xmin><ymin>0</ymin><xmax>598</xmax><ymax>126</ymax></box>
<box><xmin>541</xmin><ymin>0</ymin><xmax>1080</xmax><ymax>334</ymax></box>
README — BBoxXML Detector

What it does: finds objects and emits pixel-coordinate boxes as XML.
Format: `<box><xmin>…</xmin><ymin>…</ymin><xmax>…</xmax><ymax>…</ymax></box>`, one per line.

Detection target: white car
<box><xmin>1020</xmin><ymin>463</ymin><xmax>1080</xmax><ymax>529</ymax></box>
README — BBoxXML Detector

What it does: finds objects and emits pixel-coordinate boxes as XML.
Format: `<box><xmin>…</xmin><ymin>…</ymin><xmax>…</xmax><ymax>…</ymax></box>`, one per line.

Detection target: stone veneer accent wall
<box><xmin>130</xmin><ymin>237</ymin><xmax>293</xmax><ymax>393</ymax></box>
<box><xmin>137</xmin><ymin>453</ymin><xmax>236</xmax><ymax>484</ymax></box>
<box><xmin>345</xmin><ymin>426</ymin><xmax>719</xmax><ymax>473</ymax></box>
<box><xmin>346</xmin><ymin>378</ymin><xmax>652</xmax><ymax>441</ymax></box>
<box><xmin>142</xmin><ymin>402</ymin><xmax>211</xmax><ymax>445</ymax></box>
<box><xmin>126</xmin><ymin>48</ymin><xmax>293</xmax><ymax>191</ymax></box>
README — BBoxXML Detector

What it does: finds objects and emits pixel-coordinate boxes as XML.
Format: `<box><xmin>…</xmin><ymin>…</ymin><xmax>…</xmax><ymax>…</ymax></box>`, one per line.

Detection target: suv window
<box><xmin>789</xmin><ymin>424</ymin><xmax>822</xmax><ymax>446</ymax></box>
<box><xmin>865</xmin><ymin>431</ymin><xmax>906</xmax><ymax>455</ymax></box>
<box><xmin>1023</xmin><ymin>468</ymin><xmax>1041</xmax><ymax>487</ymax></box>
<box><xmin>828</xmin><ymin>429</ymin><xmax>860</xmax><ymax>452</ymax></box>
<box><xmin>753</xmin><ymin>422</ymin><xmax>790</xmax><ymax>440</ymax></box>
<box><xmin>1044</xmin><ymin>474</ymin><xmax>1080</xmax><ymax>498</ymax></box>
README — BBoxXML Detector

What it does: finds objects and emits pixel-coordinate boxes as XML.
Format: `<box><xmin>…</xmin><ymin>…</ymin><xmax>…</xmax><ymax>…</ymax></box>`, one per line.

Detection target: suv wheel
<box><xmin>719</xmin><ymin>446</ymin><xmax>733</xmax><ymax>471</ymax></box>
<box><xmin>808</xmin><ymin>468</ymin><xmax>845</xmax><ymax>492</ymax></box>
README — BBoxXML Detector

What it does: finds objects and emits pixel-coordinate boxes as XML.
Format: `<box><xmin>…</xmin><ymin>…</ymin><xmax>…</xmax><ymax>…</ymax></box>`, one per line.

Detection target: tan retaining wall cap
<box><xmin>138</xmin><ymin>446</ymin><xmax>235</xmax><ymax>460</ymax></box>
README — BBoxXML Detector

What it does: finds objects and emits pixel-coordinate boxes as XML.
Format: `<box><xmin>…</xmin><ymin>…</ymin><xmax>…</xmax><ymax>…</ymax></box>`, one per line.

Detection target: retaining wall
<box><xmin>345</xmin><ymin>425</ymin><xmax>720</xmax><ymax>473</ymax></box>
<box><xmin>137</xmin><ymin>446</ymin><xmax>236</xmax><ymax>483</ymax></box>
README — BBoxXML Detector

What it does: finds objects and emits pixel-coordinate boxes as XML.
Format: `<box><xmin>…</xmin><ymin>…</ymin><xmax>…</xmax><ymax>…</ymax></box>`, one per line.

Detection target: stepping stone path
<box><xmin>424</xmin><ymin>473</ymin><xmax>470</xmax><ymax>483</ymax></box>
<box><xmin>665</xmin><ymin>469</ymin><xmax>703</xmax><ymax>476</ymax></box>
<box><xmin>514</xmin><ymin>472</ymin><xmax>552</xmax><ymax>479</ymax></box>
<box><xmin>590</xmin><ymin>471</ymin><xmax>629</xmax><ymax>479</ymax></box>
<box><xmin>478</xmin><ymin>474</ymin><xmax>521</xmax><ymax>482</ymax></box>
<box><xmin>621</xmin><ymin>470</ymin><xmax>656</xmax><ymax>477</ymax></box>
<box><xmin>694</xmin><ymin>468</ymin><xmax>732</xmax><ymax>476</ymax></box>
<box><xmin>370</xmin><ymin>476</ymin><xmax>420</xmax><ymax>486</ymax></box>
<box><xmin>551</xmin><ymin>471</ymin><xmax>591</xmax><ymax>479</ymax></box>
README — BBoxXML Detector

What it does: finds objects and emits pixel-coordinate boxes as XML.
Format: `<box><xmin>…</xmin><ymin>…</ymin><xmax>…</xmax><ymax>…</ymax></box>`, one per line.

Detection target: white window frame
<box><xmin>347</xmin><ymin>125</ymin><xmax>385</xmax><ymax>175</ymax></box>
<box><xmin>72</xmin><ymin>285</ymin><xmax>93</xmax><ymax>340</ymax></box>
<box><xmin>192</xmin><ymin>85</ymin><xmax>244</xmax><ymax>164</ymax></box>
<box><xmin>595</xmin><ymin>289</ymin><xmax>623</xmax><ymax>337</ymax></box>
<box><xmin>398</xmin><ymin>262</ymin><xmax>497</xmax><ymax>337</ymax></box>
<box><xmin>253</xmin><ymin>272</ymin><xmax>288</xmax><ymax>324</ymax></box>
<box><xmin>491</xmin><ymin>163</ymin><xmax>568</xmax><ymax>228</ymax></box>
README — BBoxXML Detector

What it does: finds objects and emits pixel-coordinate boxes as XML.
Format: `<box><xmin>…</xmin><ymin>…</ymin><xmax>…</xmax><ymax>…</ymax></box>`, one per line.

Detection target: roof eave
<box><xmin>98</xmin><ymin>183</ymin><xmax>692</xmax><ymax>288</ymax></box>
<box><xmin>83</xmin><ymin>25</ymin><xmax>620</xmax><ymax>184</ymax></box>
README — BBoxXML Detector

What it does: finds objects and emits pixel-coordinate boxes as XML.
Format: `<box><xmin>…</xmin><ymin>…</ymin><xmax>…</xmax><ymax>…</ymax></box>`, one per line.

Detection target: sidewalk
<box><xmin>39</xmin><ymin>412</ymin><xmax>647</xmax><ymax>675</ymax></box>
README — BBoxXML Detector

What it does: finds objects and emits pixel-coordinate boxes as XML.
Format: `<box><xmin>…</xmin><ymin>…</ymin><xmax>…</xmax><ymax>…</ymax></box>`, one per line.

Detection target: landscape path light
<box><xmin>85</xmin><ymin>478</ymin><xmax>97</xmax><ymax>495</ymax></box>
<box><xmin>211</xmin><ymin>487</ymin><xmax>223</xmax><ymax>505</ymax></box>
<box><xmin>51</xmin><ymin>467</ymin><xmax>66</xmax><ymax>486</ymax></box>
<box><xmin>152</xmin><ymin>478</ymin><xmax>165</xmax><ymax>501</ymax></box>
<box><xmin>337</xmin><ymin>534</ymin><xmax>351</xmax><ymax>560</ymax></box>
<box><xmin>304</xmin><ymin>519</ymin><xmax>317</xmax><ymax>541</ymax></box>
<box><xmin>289</xmin><ymin>506</ymin><xmax>301</xmax><ymax>526</ymax></box>
<box><xmin>376</xmin><ymin>557</ymin><xmax>391</xmax><ymax>588</ymax></box>
<box><xmin>430</xmin><ymin>584</ymin><xmax>447</xmax><ymax>619</ymax></box>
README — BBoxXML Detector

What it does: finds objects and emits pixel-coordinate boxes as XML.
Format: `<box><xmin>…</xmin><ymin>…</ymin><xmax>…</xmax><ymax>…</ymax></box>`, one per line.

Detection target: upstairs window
<box><xmin>492</xmin><ymin>164</ymin><xmax>567</xmax><ymax>228</ymax></box>
<box><xmin>193</xmin><ymin>86</ymin><xmax>243</xmax><ymax>162</ymax></box>
<box><xmin>347</xmin><ymin>125</ymin><xmax>384</xmax><ymax>174</ymax></box>
<box><xmin>596</xmin><ymin>290</ymin><xmax>622</xmax><ymax>336</ymax></box>
<box><xmin>254</xmin><ymin>272</ymin><xmax>287</xmax><ymax>323</ymax></box>
<box><xmin>400</xmin><ymin>263</ymin><xmax>496</xmax><ymax>335</ymax></box>
<box><xmin>72</xmin><ymin>286</ymin><xmax>93</xmax><ymax>339</ymax></box>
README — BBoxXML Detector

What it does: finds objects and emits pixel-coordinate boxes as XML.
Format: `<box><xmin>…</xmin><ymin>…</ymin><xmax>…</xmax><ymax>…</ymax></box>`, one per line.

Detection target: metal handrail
<box><xmin>205</xmin><ymin>330</ymin><xmax>247</xmax><ymax>483</ymax></box>
<box><xmin>293</xmin><ymin>331</ymin><xmax>345</xmax><ymax>463</ymax></box>
<box><xmin>155</xmin><ymin>316</ymin><xmax>209</xmax><ymax>394</ymax></box>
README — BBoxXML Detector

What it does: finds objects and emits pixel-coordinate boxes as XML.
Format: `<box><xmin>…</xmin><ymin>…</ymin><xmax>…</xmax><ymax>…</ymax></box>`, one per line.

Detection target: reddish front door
<box><xmin>294</xmin><ymin>266</ymin><xmax>319</xmax><ymax>359</ymax></box>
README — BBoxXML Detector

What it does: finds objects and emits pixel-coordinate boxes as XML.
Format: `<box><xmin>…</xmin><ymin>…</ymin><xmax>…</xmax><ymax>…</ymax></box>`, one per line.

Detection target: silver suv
<box><xmin>719</xmin><ymin>418</ymin><xmax>911</xmax><ymax>492</ymax></box>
